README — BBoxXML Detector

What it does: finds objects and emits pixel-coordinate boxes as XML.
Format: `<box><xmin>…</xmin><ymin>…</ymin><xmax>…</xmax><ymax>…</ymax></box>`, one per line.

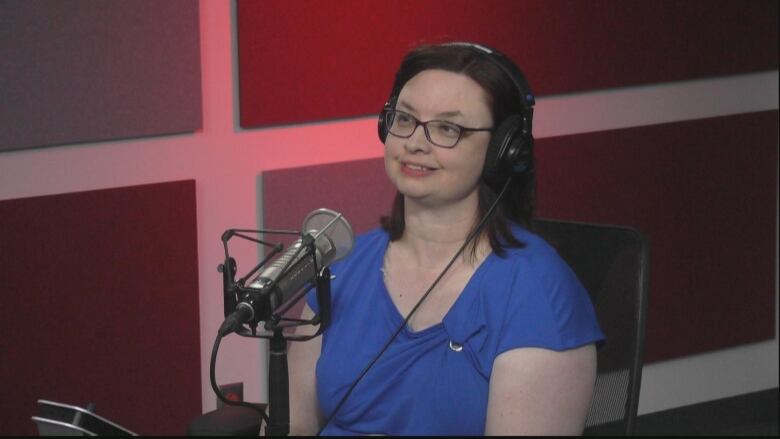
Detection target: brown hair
<box><xmin>380</xmin><ymin>43</ymin><xmax>536</xmax><ymax>258</ymax></box>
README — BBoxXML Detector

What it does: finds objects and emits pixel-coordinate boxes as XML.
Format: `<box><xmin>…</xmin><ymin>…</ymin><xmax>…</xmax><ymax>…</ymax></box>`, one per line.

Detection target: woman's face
<box><xmin>384</xmin><ymin>69</ymin><xmax>493</xmax><ymax>209</ymax></box>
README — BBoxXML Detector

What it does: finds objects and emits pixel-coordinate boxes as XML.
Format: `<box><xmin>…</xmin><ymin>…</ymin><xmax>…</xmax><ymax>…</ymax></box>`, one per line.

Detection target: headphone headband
<box><xmin>441</xmin><ymin>41</ymin><xmax>535</xmax><ymax>110</ymax></box>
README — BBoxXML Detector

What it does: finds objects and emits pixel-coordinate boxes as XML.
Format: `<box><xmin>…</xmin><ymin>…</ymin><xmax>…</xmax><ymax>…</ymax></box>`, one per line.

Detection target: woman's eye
<box><xmin>396</xmin><ymin>114</ymin><xmax>414</xmax><ymax>124</ymax></box>
<box><xmin>436</xmin><ymin>123</ymin><xmax>460</xmax><ymax>137</ymax></box>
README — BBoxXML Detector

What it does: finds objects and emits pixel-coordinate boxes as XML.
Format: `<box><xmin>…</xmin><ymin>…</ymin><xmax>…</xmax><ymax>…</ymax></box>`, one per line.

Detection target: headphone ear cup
<box><xmin>483</xmin><ymin>114</ymin><xmax>524</xmax><ymax>190</ymax></box>
<box><xmin>377</xmin><ymin>108</ymin><xmax>389</xmax><ymax>143</ymax></box>
<box><xmin>509</xmin><ymin>133</ymin><xmax>533</xmax><ymax>175</ymax></box>
<box><xmin>378</xmin><ymin>95</ymin><xmax>398</xmax><ymax>144</ymax></box>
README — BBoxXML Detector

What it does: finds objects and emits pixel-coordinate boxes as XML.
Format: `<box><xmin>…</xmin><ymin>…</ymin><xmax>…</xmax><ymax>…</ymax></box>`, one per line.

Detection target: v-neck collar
<box><xmin>374</xmin><ymin>232</ymin><xmax>496</xmax><ymax>337</ymax></box>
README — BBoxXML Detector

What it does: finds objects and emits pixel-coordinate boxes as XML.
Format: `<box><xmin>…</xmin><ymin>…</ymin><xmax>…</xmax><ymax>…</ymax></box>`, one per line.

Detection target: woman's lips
<box><xmin>401</xmin><ymin>161</ymin><xmax>435</xmax><ymax>176</ymax></box>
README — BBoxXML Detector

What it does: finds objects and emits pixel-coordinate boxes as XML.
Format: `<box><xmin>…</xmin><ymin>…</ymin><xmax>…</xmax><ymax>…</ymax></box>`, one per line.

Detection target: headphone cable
<box><xmin>316</xmin><ymin>177</ymin><xmax>513</xmax><ymax>435</ymax></box>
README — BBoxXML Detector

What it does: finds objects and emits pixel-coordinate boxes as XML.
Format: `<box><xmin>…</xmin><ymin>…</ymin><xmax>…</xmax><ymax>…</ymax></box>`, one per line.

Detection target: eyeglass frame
<box><xmin>382</xmin><ymin>108</ymin><xmax>494</xmax><ymax>148</ymax></box>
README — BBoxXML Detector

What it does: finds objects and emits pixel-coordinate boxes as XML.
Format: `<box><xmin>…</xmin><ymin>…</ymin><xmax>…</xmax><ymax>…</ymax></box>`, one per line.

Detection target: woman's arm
<box><xmin>485</xmin><ymin>344</ymin><xmax>597</xmax><ymax>435</ymax></box>
<box><xmin>287</xmin><ymin>303</ymin><xmax>325</xmax><ymax>435</ymax></box>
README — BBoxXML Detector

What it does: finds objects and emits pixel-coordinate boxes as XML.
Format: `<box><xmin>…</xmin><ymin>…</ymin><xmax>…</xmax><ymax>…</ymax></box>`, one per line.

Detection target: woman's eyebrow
<box><xmin>397</xmin><ymin>100</ymin><xmax>463</xmax><ymax>119</ymax></box>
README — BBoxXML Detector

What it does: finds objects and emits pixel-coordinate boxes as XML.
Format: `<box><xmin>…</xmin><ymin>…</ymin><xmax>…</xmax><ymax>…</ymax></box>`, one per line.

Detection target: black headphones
<box><xmin>377</xmin><ymin>42</ymin><xmax>535</xmax><ymax>191</ymax></box>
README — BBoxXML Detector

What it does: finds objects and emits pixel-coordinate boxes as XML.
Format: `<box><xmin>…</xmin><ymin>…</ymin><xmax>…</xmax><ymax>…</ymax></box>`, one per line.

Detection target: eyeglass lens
<box><xmin>386</xmin><ymin>110</ymin><xmax>461</xmax><ymax>147</ymax></box>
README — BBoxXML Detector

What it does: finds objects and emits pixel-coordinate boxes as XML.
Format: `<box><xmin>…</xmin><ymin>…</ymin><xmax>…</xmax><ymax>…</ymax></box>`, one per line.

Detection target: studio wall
<box><xmin>0</xmin><ymin>0</ymin><xmax>202</xmax><ymax>151</ymax></box>
<box><xmin>0</xmin><ymin>1</ymin><xmax>776</xmax><ymax>434</ymax></box>
<box><xmin>237</xmin><ymin>0</ymin><xmax>777</xmax><ymax>127</ymax></box>
<box><xmin>0</xmin><ymin>181</ymin><xmax>201</xmax><ymax>435</ymax></box>
<box><xmin>0</xmin><ymin>1</ymin><xmax>204</xmax><ymax>434</ymax></box>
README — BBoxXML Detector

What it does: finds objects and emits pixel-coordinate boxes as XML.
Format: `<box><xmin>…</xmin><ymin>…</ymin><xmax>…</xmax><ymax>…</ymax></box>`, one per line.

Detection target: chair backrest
<box><xmin>532</xmin><ymin>218</ymin><xmax>649</xmax><ymax>436</ymax></box>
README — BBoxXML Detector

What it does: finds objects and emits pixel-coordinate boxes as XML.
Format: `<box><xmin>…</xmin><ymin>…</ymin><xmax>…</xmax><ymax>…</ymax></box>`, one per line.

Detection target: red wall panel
<box><xmin>535</xmin><ymin>110</ymin><xmax>778</xmax><ymax>362</ymax></box>
<box><xmin>0</xmin><ymin>0</ymin><xmax>202</xmax><ymax>151</ymax></box>
<box><xmin>238</xmin><ymin>0</ymin><xmax>777</xmax><ymax>127</ymax></box>
<box><xmin>0</xmin><ymin>181</ymin><xmax>201</xmax><ymax>435</ymax></box>
<box><xmin>263</xmin><ymin>158</ymin><xmax>396</xmax><ymax>236</ymax></box>
<box><xmin>262</xmin><ymin>110</ymin><xmax>777</xmax><ymax>363</ymax></box>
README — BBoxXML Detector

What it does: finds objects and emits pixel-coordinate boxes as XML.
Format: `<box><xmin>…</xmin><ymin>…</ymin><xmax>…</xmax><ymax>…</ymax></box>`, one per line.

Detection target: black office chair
<box><xmin>188</xmin><ymin>218</ymin><xmax>650</xmax><ymax>436</ymax></box>
<box><xmin>533</xmin><ymin>218</ymin><xmax>649</xmax><ymax>435</ymax></box>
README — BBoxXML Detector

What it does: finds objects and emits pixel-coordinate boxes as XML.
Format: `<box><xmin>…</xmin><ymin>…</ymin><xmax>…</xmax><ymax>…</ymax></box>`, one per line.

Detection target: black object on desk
<box><xmin>31</xmin><ymin>399</ymin><xmax>136</xmax><ymax>436</ymax></box>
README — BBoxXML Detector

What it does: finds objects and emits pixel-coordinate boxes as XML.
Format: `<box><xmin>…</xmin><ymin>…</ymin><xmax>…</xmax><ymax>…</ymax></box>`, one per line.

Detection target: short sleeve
<box><xmin>495</xmin><ymin>245</ymin><xmax>605</xmax><ymax>356</ymax></box>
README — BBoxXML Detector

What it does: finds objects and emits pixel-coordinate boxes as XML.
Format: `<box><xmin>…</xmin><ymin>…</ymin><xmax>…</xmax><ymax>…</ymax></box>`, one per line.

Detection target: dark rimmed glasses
<box><xmin>383</xmin><ymin>109</ymin><xmax>493</xmax><ymax>148</ymax></box>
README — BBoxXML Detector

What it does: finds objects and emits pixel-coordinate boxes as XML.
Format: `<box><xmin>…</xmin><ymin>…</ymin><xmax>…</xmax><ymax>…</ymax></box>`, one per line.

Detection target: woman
<box><xmin>288</xmin><ymin>42</ymin><xmax>604</xmax><ymax>435</ymax></box>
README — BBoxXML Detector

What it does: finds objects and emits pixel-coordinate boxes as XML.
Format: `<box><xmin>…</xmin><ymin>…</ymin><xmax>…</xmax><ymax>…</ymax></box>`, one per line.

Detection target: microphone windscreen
<box><xmin>302</xmin><ymin>208</ymin><xmax>354</xmax><ymax>262</ymax></box>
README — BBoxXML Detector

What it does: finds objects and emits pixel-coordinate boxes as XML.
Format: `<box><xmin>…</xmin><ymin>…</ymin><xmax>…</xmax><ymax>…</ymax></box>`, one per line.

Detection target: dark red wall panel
<box><xmin>263</xmin><ymin>158</ymin><xmax>396</xmax><ymax>236</ymax></box>
<box><xmin>0</xmin><ymin>0</ymin><xmax>202</xmax><ymax>151</ymax></box>
<box><xmin>238</xmin><ymin>0</ymin><xmax>777</xmax><ymax>127</ymax></box>
<box><xmin>535</xmin><ymin>110</ymin><xmax>778</xmax><ymax>362</ymax></box>
<box><xmin>0</xmin><ymin>181</ymin><xmax>201</xmax><ymax>435</ymax></box>
<box><xmin>262</xmin><ymin>159</ymin><xmax>397</xmax><ymax>325</ymax></box>
<box><xmin>262</xmin><ymin>110</ymin><xmax>777</xmax><ymax>364</ymax></box>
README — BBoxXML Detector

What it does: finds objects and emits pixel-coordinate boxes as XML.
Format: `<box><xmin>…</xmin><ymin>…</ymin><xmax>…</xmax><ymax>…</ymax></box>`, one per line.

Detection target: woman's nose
<box><xmin>403</xmin><ymin>124</ymin><xmax>432</xmax><ymax>153</ymax></box>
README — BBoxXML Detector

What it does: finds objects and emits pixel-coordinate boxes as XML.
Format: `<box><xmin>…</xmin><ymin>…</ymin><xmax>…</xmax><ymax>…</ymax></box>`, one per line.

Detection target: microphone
<box><xmin>218</xmin><ymin>208</ymin><xmax>354</xmax><ymax>336</ymax></box>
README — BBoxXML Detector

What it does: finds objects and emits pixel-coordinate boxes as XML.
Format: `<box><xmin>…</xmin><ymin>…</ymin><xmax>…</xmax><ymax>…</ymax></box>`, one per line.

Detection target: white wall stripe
<box><xmin>534</xmin><ymin>70</ymin><xmax>779</xmax><ymax>139</ymax></box>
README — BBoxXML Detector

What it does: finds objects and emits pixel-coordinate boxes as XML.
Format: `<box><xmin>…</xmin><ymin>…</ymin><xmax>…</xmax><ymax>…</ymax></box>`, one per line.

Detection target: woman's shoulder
<box><xmin>476</xmin><ymin>224</ymin><xmax>604</xmax><ymax>353</ymax></box>
<box><xmin>497</xmin><ymin>224</ymin><xmax>570</xmax><ymax>274</ymax></box>
<box><xmin>488</xmin><ymin>224</ymin><xmax>591</xmax><ymax>302</ymax></box>
<box><xmin>308</xmin><ymin>227</ymin><xmax>388</xmax><ymax>312</ymax></box>
<box><xmin>351</xmin><ymin>227</ymin><xmax>388</xmax><ymax>254</ymax></box>
<box><xmin>331</xmin><ymin>227</ymin><xmax>388</xmax><ymax>270</ymax></box>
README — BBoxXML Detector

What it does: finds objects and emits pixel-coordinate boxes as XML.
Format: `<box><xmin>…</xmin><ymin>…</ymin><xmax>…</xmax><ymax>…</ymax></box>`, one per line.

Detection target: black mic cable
<box><xmin>316</xmin><ymin>176</ymin><xmax>515</xmax><ymax>435</ymax></box>
<box><xmin>210</xmin><ymin>333</ymin><xmax>270</xmax><ymax>425</ymax></box>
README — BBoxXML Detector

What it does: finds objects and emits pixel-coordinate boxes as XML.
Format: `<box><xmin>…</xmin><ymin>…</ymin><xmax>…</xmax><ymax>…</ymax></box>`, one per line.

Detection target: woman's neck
<box><xmin>397</xmin><ymin>195</ymin><xmax>488</xmax><ymax>269</ymax></box>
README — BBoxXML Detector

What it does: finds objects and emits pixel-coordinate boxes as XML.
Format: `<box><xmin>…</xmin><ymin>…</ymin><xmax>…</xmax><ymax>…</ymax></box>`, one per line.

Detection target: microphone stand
<box><xmin>266</xmin><ymin>329</ymin><xmax>289</xmax><ymax>436</ymax></box>
<box><xmin>215</xmin><ymin>226</ymin><xmax>335</xmax><ymax>437</ymax></box>
<box><xmin>264</xmin><ymin>266</ymin><xmax>332</xmax><ymax>437</ymax></box>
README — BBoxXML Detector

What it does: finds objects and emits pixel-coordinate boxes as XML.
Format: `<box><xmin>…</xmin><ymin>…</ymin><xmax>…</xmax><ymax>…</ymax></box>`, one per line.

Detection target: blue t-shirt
<box><xmin>306</xmin><ymin>226</ymin><xmax>604</xmax><ymax>435</ymax></box>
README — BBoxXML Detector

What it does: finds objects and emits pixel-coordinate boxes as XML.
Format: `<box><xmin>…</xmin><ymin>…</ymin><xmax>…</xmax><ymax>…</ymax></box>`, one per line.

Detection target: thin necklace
<box><xmin>380</xmin><ymin>244</ymin><xmax>389</xmax><ymax>277</ymax></box>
